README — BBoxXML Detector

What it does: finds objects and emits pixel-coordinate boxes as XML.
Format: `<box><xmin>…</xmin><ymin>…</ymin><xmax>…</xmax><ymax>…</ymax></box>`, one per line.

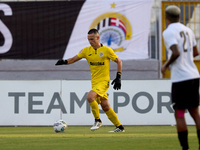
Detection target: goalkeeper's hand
<box><xmin>55</xmin><ymin>59</ymin><xmax>68</xmax><ymax>65</ymax></box>
<box><xmin>111</xmin><ymin>72</ymin><xmax>121</xmax><ymax>90</ymax></box>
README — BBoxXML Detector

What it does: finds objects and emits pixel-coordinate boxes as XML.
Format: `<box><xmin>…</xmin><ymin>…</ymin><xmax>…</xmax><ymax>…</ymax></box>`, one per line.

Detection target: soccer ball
<box><xmin>53</xmin><ymin>120</ymin><xmax>67</xmax><ymax>133</ymax></box>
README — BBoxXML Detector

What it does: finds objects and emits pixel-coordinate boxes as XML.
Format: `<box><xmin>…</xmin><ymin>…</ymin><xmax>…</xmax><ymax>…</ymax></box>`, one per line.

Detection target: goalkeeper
<box><xmin>55</xmin><ymin>28</ymin><xmax>124</xmax><ymax>132</ymax></box>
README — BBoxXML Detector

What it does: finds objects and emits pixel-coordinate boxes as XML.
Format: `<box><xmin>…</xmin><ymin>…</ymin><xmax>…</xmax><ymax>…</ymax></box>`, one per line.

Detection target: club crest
<box><xmin>90</xmin><ymin>12</ymin><xmax>132</xmax><ymax>52</ymax></box>
<box><xmin>99</xmin><ymin>51</ymin><xmax>104</xmax><ymax>57</ymax></box>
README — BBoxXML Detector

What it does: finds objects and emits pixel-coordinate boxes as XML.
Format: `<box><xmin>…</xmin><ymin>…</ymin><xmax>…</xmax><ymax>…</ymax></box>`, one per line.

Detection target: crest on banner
<box><xmin>90</xmin><ymin>12</ymin><xmax>132</xmax><ymax>52</ymax></box>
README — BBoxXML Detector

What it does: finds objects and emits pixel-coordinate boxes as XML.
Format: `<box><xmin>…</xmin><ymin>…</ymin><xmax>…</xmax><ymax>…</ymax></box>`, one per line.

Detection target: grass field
<box><xmin>0</xmin><ymin>126</ymin><xmax>198</xmax><ymax>150</ymax></box>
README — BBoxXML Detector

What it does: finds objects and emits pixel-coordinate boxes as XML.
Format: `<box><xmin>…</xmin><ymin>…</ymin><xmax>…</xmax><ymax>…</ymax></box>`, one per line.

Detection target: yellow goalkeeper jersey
<box><xmin>77</xmin><ymin>44</ymin><xmax>118</xmax><ymax>86</ymax></box>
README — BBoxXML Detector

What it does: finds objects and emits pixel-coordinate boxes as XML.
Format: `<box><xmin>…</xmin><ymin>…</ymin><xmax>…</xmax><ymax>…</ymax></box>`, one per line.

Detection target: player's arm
<box><xmin>193</xmin><ymin>46</ymin><xmax>199</xmax><ymax>57</ymax></box>
<box><xmin>112</xmin><ymin>57</ymin><xmax>122</xmax><ymax>90</ymax></box>
<box><xmin>55</xmin><ymin>55</ymin><xmax>81</xmax><ymax>65</ymax></box>
<box><xmin>161</xmin><ymin>44</ymin><xmax>180</xmax><ymax>75</ymax></box>
<box><xmin>114</xmin><ymin>57</ymin><xmax>122</xmax><ymax>72</ymax></box>
<box><xmin>66</xmin><ymin>55</ymin><xmax>81</xmax><ymax>64</ymax></box>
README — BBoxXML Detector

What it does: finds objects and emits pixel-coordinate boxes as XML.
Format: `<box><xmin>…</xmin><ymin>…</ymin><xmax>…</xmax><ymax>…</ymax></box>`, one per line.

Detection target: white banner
<box><xmin>0</xmin><ymin>80</ymin><xmax>197</xmax><ymax>126</ymax></box>
<box><xmin>63</xmin><ymin>0</ymin><xmax>154</xmax><ymax>60</ymax></box>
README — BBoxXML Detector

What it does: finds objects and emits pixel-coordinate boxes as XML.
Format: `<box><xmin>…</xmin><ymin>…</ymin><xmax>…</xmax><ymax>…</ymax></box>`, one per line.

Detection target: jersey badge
<box><xmin>99</xmin><ymin>51</ymin><xmax>104</xmax><ymax>57</ymax></box>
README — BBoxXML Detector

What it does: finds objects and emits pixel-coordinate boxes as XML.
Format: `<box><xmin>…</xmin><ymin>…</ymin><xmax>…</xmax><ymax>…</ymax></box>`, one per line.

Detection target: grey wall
<box><xmin>0</xmin><ymin>59</ymin><xmax>160</xmax><ymax>80</ymax></box>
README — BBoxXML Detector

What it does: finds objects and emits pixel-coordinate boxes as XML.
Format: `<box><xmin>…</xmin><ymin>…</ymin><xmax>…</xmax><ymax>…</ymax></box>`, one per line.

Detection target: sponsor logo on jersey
<box><xmin>90</xmin><ymin>62</ymin><xmax>105</xmax><ymax>66</ymax></box>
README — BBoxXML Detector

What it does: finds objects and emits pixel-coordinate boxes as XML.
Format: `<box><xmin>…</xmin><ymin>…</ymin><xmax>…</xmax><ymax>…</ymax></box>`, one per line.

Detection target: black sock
<box><xmin>197</xmin><ymin>129</ymin><xmax>200</xmax><ymax>149</ymax></box>
<box><xmin>117</xmin><ymin>125</ymin><xmax>124</xmax><ymax>130</ymax></box>
<box><xmin>178</xmin><ymin>130</ymin><xmax>189</xmax><ymax>150</ymax></box>
<box><xmin>95</xmin><ymin>119</ymin><xmax>101</xmax><ymax>122</ymax></box>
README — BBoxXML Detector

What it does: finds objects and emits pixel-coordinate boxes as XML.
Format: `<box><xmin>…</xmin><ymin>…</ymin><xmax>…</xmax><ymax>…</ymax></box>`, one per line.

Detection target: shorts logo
<box><xmin>90</xmin><ymin>12</ymin><xmax>132</xmax><ymax>52</ymax></box>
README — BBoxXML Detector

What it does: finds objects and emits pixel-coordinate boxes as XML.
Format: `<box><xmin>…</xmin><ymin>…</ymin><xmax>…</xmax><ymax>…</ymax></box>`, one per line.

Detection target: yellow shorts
<box><xmin>92</xmin><ymin>80</ymin><xmax>110</xmax><ymax>104</ymax></box>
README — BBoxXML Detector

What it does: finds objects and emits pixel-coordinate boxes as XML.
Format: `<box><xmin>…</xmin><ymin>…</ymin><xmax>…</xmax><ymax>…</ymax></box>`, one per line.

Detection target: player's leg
<box><xmin>188</xmin><ymin>107</ymin><xmax>200</xmax><ymax>149</ymax></box>
<box><xmin>174</xmin><ymin>109</ymin><xmax>189</xmax><ymax>150</ymax></box>
<box><xmin>100</xmin><ymin>99</ymin><xmax>124</xmax><ymax>132</ymax></box>
<box><xmin>172</xmin><ymin>80</ymin><xmax>190</xmax><ymax>150</ymax></box>
<box><xmin>188</xmin><ymin>78</ymin><xmax>200</xmax><ymax>149</ymax></box>
<box><xmin>87</xmin><ymin>90</ymin><xmax>102</xmax><ymax>131</ymax></box>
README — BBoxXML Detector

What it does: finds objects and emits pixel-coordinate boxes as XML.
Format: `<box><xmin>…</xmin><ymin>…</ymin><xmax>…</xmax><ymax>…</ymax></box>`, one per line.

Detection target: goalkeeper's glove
<box><xmin>111</xmin><ymin>72</ymin><xmax>121</xmax><ymax>90</ymax></box>
<box><xmin>55</xmin><ymin>59</ymin><xmax>68</xmax><ymax>65</ymax></box>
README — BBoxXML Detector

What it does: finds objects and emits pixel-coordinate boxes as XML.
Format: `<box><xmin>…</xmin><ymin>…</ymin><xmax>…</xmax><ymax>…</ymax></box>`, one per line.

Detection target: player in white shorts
<box><xmin>161</xmin><ymin>5</ymin><xmax>200</xmax><ymax>150</ymax></box>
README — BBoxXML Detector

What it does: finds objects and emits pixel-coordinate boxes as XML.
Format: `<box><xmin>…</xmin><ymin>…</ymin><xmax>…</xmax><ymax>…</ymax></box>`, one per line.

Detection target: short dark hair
<box><xmin>88</xmin><ymin>28</ymin><xmax>99</xmax><ymax>34</ymax></box>
<box><xmin>166</xmin><ymin>12</ymin><xmax>180</xmax><ymax>23</ymax></box>
<box><xmin>165</xmin><ymin>5</ymin><xmax>180</xmax><ymax>23</ymax></box>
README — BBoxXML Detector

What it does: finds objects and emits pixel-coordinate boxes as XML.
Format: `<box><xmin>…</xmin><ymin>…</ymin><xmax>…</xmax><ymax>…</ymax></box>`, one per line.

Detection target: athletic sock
<box><xmin>197</xmin><ymin>129</ymin><xmax>200</xmax><ymax>149</ymax></box>
<box><xmin>89</xmin><ymin>100</ymin><xmax>100</xmax><ymax>120</ymax></box>
<box><xmin>117</xmin><ymin>125</ymin><xmax>124</xmax><ymax>130</ymax></box>
<box><xmin>178</xmin><ymin>130</ymin><xmax>189</xmax><ymax>150</ymax></box>
<box><xmin>95</xmin><ymin>119</ymin><xmax>102</xmax><ymax>122</ymax></box>
<box><xmin>105</xmin><ymin>107</ymin><xmax>121</xmax><ymax>127</ymax></box>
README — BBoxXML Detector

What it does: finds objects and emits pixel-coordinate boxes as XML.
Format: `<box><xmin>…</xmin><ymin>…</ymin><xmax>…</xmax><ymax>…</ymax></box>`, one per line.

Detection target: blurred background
<box><xmin>0</xmin><ymin>0</ymin><xmax>199</xmax><ymax>80</ymax></box>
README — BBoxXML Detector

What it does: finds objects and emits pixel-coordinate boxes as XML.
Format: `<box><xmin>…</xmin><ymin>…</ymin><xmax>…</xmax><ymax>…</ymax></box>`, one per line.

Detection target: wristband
<box><xmin>116</xmin><ymin>72</ymin><xmax>121</xmax><ymax>79</ymax></box>
<box><xmin>63</xmin><ymin>60</ymin><xmax>68</xmax><ymax>64</ymax></box>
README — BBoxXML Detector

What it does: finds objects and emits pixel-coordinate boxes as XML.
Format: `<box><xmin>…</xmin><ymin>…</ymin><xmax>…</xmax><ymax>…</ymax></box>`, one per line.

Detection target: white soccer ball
<box><xmin>53</xmin><ymin>120</ymin><xmax>67</xmax><ymax>133</ymax></box>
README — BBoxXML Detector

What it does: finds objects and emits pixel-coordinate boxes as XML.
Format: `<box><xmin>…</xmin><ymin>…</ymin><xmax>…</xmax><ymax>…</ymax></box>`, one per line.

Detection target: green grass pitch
<box><xmin>0</xmin><ymin>126</ymin><xmax>198</xmax><ymax>150</ymax></box>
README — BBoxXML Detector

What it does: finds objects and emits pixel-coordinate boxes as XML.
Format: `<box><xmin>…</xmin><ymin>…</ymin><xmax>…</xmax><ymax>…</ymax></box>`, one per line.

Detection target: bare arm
<box><xmin>66</xmin><ymin>55</ymin><xmax>81</xmax><ymax>64</ymax></box>
<box><xmin>161</xmin><ymin>44</ymin><xmax>180</xmax><ymax>75</ymax></box>
<box><xmin>55</xmin><ymin>55</ymin><xmax>81</xmax><ymax>65</ymax></box>
<box><xmin>193</xmin><ymin>46</ymin><xmax>199</xmax><ymax>57</ymax></box>
<box><xmin>114</xmin><ymin>57</ymin><xmax>122</xmax><ymax>72</ymax></box>
<box><xmin>112</xmin><ymin>57</ymin><xmax>122</xmax><ymax>90</ymax></box>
